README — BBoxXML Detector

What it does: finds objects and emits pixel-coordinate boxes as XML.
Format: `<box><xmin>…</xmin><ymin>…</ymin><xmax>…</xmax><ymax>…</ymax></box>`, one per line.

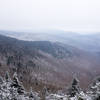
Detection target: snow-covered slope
<box><xmin>1</xmin><ymin>72</ymin><xmax>100</xmax><ymax>100</ymax></box>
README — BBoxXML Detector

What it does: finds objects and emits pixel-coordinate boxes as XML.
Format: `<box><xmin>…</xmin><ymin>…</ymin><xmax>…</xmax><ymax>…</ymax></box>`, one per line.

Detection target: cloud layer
<box><xmin>0</xmin><ymin>0</ymin><xmax>100</xmax><ymax>32</ymax></box>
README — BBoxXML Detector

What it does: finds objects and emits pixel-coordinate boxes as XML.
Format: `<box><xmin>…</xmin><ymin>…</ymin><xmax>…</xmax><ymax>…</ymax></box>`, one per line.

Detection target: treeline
<box><xmin>0</xmin><ymin>72</ymin><xmax>100</xmax><ymax>100</ymax></box>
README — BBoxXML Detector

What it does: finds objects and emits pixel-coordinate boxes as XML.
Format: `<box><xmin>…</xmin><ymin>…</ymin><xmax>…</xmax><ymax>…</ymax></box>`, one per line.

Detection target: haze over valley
<box><xmin>0</xmin><ymin>30</ymin><xmax>100</xmax><ymax>52</ymax></box>
<box><xmin>0</xmin><ymin>31</ymin><xmax>100</xmax><ymax>90</ymax></box>
<box><xmin>0</xmin><ymin>0</ymin><xmax>100</xmax><ymax>99</ymax></box>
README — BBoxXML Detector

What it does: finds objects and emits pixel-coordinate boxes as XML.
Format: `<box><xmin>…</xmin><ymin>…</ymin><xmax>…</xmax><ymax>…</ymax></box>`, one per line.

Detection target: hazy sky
<box><xmin>0</xmin><ymin>0</ymin><xmax>100</xmax><ymax>32</ymax></box>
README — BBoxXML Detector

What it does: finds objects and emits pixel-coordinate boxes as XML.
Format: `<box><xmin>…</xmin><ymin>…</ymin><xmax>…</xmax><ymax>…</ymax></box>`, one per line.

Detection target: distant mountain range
<box><xmin>0</xmin><ymin>33</ymin><xmax>100</xmax><ymax>91</ymax></box>
<box><xmin>0</xmin><ymin>30</ymin><xmax>100</xmax><ymax>52</ymax></box>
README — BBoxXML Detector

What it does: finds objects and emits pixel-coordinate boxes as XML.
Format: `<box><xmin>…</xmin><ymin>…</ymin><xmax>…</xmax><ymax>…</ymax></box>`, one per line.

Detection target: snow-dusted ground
<box><xmin>0</xmin><ymin>72</ymin><xmax>100</xmax><ymax>100</ymax></box>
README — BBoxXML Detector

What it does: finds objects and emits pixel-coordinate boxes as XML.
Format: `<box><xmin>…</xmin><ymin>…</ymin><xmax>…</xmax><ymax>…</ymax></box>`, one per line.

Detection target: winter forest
<box><xmin>0</xmin><ymin>0</ymin><xmax>100</xmax><ymax>100</ymax></box>
<box><xmin>0</xmin><ymin>71</ymin><xmax>100</xmax><ymax>100</ymax></box>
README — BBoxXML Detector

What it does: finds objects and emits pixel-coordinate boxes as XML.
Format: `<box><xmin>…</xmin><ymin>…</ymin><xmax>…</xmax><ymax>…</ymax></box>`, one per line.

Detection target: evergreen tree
<box><xmin>29</xmin><ymin>87</ymin><xmax>40</xmax><ymax>100</ymax></box>
<box><xmin>11</xmin><ymin>72</ymin><xmax>25</xmax><ymax>95</ymax></box>
<box><xmin>0</xmin><ymin>76</ymin><xmax>3</xmax><ymax>84</ymax></box>
<box><xmin>41</xmin><ymin>86</ymin><xmax>48</xmax><ymax>100</ymax></box>
<box><xmin>29</xmin><ymin>87</ymin><xmax>34</xmax><ymax>98</ymax></box>
<box><xmin>5</xmin><ymin>71</ymin><xmax>11</xmax><ymax>82</ymax></box>
<box><xmin>88</xmin><ymin>76</ymin><xmax>100</xmax><ymax>100</ymax></box>
<box><xmin>68</xmin><ymin>76</ymin><xmax>80</xmax><ymax>97</ymax></box>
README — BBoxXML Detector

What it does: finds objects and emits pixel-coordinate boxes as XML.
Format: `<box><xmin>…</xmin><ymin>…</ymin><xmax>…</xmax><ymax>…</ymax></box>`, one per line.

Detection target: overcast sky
<box><xmin>0</xmin><ymin>0</ymin><xmax>100</xmax><ymax>32</ymax></box>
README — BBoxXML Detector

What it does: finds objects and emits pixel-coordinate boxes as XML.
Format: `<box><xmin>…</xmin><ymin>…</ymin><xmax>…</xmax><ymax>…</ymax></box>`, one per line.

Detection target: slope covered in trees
<box><xmin>0</xmin><ymin>34</ymin><xmax>100</xmax><ymax>90</ymax></box>
<box><xmin>0</xmin><ymin>72</ymin><xmax>100</xmax><ymax>100</ymax></box>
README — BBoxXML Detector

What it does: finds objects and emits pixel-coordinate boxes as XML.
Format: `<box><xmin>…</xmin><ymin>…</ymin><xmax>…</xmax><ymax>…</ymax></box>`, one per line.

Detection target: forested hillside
<box><xmin>0</xmin><ymin>72</ymin><xmax>100</xmax><ymax>100</ymax></box>
<box><xmin>0</xmin><ymin>35</ymin><xmax>100</xmax><ymax>92</ymax></box>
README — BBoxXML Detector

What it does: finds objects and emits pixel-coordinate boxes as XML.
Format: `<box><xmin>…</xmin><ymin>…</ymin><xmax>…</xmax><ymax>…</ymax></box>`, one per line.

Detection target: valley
<box><xmin>0</xmin><ymin>34</ymin><xmax>100</xmax><ymax>91</ymax></box>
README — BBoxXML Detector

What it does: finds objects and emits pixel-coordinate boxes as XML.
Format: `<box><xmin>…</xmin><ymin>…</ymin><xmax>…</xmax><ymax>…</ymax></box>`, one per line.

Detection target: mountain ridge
<box><xmin>0</xmin><ymin>34</ymin><xmax>100</xmax><ymax>90</ymax></box>
<box><xmin>0</xmin><ymin>30</ymin><xmax>100</xmax><ymax>52</ymax></box>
